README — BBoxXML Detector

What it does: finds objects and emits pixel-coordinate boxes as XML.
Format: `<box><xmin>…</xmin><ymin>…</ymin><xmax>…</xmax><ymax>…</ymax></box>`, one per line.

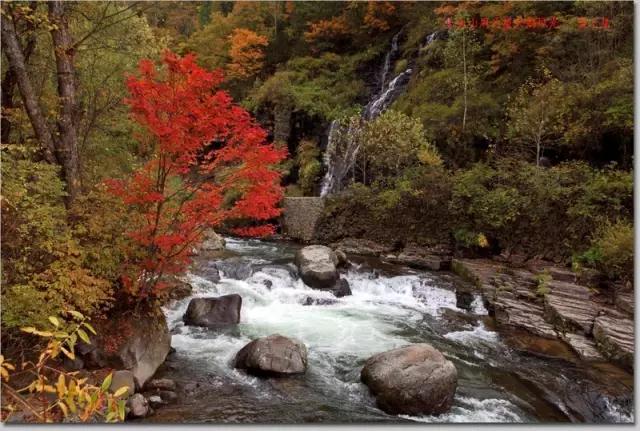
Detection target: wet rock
<box><xmin>440</xmin><ymin>308</ymin><xmax>478</xmax><ymax>332</ymax></box>
<box><xmin>263</xmin><ymin>279</ymin><xmax>273</xmax><ymax>290</ymax></box>
<box><xmin>301</xmin><ymin>296</ymin><xmax>339</xmax><ymax>306</ymax></box>
<box><xmin>593</xmin><ymin>315</ymin><xmax>634</xmax><ymax>370</ymax></box>
<box><xmin>215</xmin><ymin>257</ymin><xmax>253</xmax><ymax>280</ymax></box>
<box><xmin>494</xmin><ymin>297</ymin><xmax>558</xmax><ymax>339</ymax></box>
<box><xmin>234</xmin><ymin>334</ymin><xmax>308</xmax><ymax>376</ymax></box>
<box><xmin>84</xmin><ymin>309</ymin><xmax>171</xmax><ymax>388</ymax></box>
<box><xmin>294</xmin><ymin>245</ymin><xmax>339</xmax><ymax>289</ymax></box>
<box><xmin>334</xmin><ymin>249</ymin><xmax>349</xmax><ymax>267</ymax></box>
<box><xmin>455</xmin><ymin>286</ymin><xmax>475</xmax><ymax>311</ymax></box>
<box><xmin>183</xmin><ymin>295</ymin><xmax>242</xmax><ymax>328</ymax></box>
<box><xmin>167</xmin><ymin>278</ymin><xmax>193</xmax><ymax>301</ymax></box>
<box><xmin>200</xmin><ymin>264</ymin><xmax>221</xmax><ymax>283</ymax></box>
<box><xmin>127</xmin><ymin>394</ymin><xmax>149</xmax><ymax>418</ymax></box>
<box><xmin>504</xmin><ymin>331</ymin><xmax>577</xmax><ymax>362</ymax></box>
<box><xmin>361</xmin><ymin>344</ymin><xmax>457</xmax><ymax>415</ymax></box>
<box><xmin>110</xmin><ymin>370</ymin><xmax>135</xmax><ymax>396</ymax></box>
<box><xmin>544</xmin><ymin>281</ymin><xmax>598</xmax><ymax>335</ymax></box>
<box><xmin>330</xmin><ymin>278</ymin><xmax>352</xmax><ymax>297</ymax></box>
<box><xmin>145</xmin><ymin>378</ymin><xmax>176</xmax><ymax>392</ymax></box>
<box><xmin>451</xmin><ymin>258</ymin><xmax>504</xmax><ymax>310</ymax></box>
<box><xmin>561</xmin><ymin>333</ymin><xmax>604</xmax><ymax>362</ymax></box>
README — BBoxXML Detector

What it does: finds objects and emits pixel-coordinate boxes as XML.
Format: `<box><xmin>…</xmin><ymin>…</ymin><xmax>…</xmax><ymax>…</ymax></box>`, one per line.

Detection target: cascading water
<box><xmin>147</xmin><ymin>237</ymin><xmax>634</xmax><ymax>424</ymax></box>
<box><xmin>320</xmin><ymin>31</ymin><xmax>441</xmax><ymax>195</ymax></box>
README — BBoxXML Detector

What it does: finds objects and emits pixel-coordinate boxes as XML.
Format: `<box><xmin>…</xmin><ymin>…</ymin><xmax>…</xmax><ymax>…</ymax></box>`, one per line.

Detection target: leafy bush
<box><xmin>1</xmin><ymin>156</ymin><xmax>114</xmax><ymax>328</ymax></box>
<box><xmin>578</xmin><ymin>220</ymin><xmax>633</xmax><ymax>281</ymax></box>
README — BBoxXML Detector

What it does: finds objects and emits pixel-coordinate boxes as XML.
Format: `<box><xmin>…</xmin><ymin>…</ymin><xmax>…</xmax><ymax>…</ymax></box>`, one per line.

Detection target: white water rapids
<box><xmin>157</xmin><ymin>238</ymin><xmax>633</xmax><ymax>424</ymax></box>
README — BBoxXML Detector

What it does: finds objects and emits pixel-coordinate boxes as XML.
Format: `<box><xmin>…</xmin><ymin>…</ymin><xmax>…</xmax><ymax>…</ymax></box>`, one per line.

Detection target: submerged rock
<box><xmin>330</xmin><ymin>278</ymin><xmax>352</xmax><ymax>297</ymax></box>
<box><xmin>294</xmin><ymin>245</ymin><xmax>339</xmax><ymax>289</ymax></box>
<box><xmin>183</xmin><ymin>295</ymin><xmax>242</xmax><ymax>328</ymax></box>
<box><xmin>234</xmin><ymin>334</ymin><xmax>308</xmax><ymax>376</ymax></box>
<box><xmin>593</xmin><ymin>315</ymin><xmax>634</xmax><ymax>370</ymax></box>
<box><xmin>301</xmin><ymin>296</ymin><xmax>339</xmax><ymax>306</ymax></box>
<box><xmin>361</xmin><ymin>344</ymin><xmax>457</xmax><ymax>415</ymax></box>
<box><xmin>215</xmin><ymin>257</ymin><xmax>253</xmax><ymax>280</ymax></box>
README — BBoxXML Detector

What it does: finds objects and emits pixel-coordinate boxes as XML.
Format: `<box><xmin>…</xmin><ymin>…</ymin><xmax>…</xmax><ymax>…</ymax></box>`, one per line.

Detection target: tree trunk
<box><xmin>0</xmin><ymin>11</ymin><xmax>57</xmax><ymax>164</ymax></box>
<box><xmin>462</xmin><ymin>30</ymin><xmax>468</xmax><ymax>134</ymax></box>
<box><xmin>48</xmin><ymin>0</ymin><xmax>81</xmax><ymax>204</ymax></box>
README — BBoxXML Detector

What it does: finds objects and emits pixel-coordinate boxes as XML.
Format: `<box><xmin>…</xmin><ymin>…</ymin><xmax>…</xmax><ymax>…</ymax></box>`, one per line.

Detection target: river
<box><xmin>143</xmin><ymin>237</ymin><xmax>633</xmax><ymax>424</ymax></box>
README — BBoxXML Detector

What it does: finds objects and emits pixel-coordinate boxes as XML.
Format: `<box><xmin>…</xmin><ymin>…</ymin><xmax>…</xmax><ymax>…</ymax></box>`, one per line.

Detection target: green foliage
<box><xmin>1</xmin><ymin>156</ymin><xmax>121</xmax><ymax>328</ymax></box>
<box><xmin>296</xmin><ymin>139</ymin><xmax>322</xmax><ymax>196</ymax></box>
<box><xmin>535</xmin><ymin>270</ymin><xmax>553</xmax><ymax>297</ymax></box>
<box><xmin>578</xmin><ymin>220</ymin><xmax>633</xmax><ymax>281</ymax></box>
<box><xmin>360</xmin><ymin>110</ymin><xmax>441</xmax><ymax>182</ymax></box>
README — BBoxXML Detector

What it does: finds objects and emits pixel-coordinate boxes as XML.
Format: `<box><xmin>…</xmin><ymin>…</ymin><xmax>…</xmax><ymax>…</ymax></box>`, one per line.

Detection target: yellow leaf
<box><xmin>57</xmin><ymin>374</ymin><xmax>66</xmax><ymax>397</ymax></box>
<box><xmin>58</xmin><ymin>401</ymin><xmax>69</xmax><ymax>417</ymax></box>
<box><xmin>48</xmin><ymin>316</ymin><xmax>60</xmax><ymax>327</ymax></box>
<box><xmin>113</xmin><ymin>386</ymin><xmax>129</xmax><ymax>398</ymax></box>
<box><xmin>76</xmin><ymin>329</ymin><xmax>90</xmax><ymax>345</ymax></box>
<box><xmin>21</xmin><ymin>327</ymin><xmax>36</xmax><ymax>334</ymax></box>
<box><xmin>60</xmin><ymin>346</ymin><xmax>75</xmax><ymax>360</ymax></box>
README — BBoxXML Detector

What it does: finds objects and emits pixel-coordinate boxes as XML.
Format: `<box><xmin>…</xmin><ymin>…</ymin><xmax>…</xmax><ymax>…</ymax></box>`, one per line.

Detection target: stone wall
<box><xmin>281</xmin><ymin>197</ymin><xmax>325</xmax><ymax>242</ymax></box>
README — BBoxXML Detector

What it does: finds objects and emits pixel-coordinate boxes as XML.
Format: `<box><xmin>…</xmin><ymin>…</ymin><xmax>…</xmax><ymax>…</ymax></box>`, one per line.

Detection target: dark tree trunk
<box><xmin>0</xmin><ymin>11</ymin><xmax>57</xmax><ymax>163</ymax></box>
<box><xmin>1</xmin><ymin>2</ymin><xmax>37</xmax><ymax>144</ymax></box>
<box><xmin>48</xmin><ymin>0</ymin><xmax>81</xmax><ymax>204</ymax></box>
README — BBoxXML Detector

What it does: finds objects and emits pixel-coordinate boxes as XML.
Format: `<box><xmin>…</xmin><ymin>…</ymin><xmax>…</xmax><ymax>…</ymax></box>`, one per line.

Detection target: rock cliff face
<box><xmin>281</xmin><ymin>197</ymin><xmax>325</xmax><ymax>242</ymax></box>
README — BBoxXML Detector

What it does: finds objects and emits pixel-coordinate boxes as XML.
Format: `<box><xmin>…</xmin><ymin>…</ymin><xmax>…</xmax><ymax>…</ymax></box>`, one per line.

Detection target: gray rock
<box><xmin>494</xmin><ymin>296</ymin><xmax>558</xmax><ymax>339</ymax></box>
<box><xmin>361</xmin><ymin>344</ymin><xmax>457</xmax><ymax>415</ymax></box>
<box><xmin>62</xmin><ymin>356</ymin><xmax>84</xmax><ymax>371</ymax></box>
<box><xmin>234</xmin><ymin>334</ymin><xmax>308</xmax><ymax>376</ymax></box>
<box><xmin>561</xmin><ymin>333</ymin><xmax>604</xmax><ymax>362</ymax></box>
<box><xmin>384</xmin><ymin>251</ymin><xmax>451</xmax><ymax>271</ymax></box>
<box><xmin>127</xmin><ymin>394</ymin><xmax>149</xmax><ymax>418</ymax></box>
<box><xmin>544</xmin><ymin>281</ymin><xmax>598</xmax><ymax>335</ymax></box>
<box><xmin>593</xmin><ymin>315</ymin><xmax>634</xmax><ymax>370</ymax></box>
<box><xmin>145</xmin><ymin>378</ymin><xmax>176</xmax><ymax>392</ymax></box>
<box><xmin>331</xmin><ymin>238</ymin><xmax>391</xmax><ymax>257</ymax></box>
<box><xmin>183</xmin><ymin>295</ymin><xmax>241</xmax><ymax>328</ymax></box>
<box><xmin>85</xmin><ymin>311</ymin><xmax>171</xmax><ymax>388</ymax></box>
<box><xmin>615</xmin><ymin>289</ymin><xmax>634</xmax><ymax>316</ymax></box>
<box><xmin>110</xmin><ymin>370</ymin><xmax>135</xmax><ymax>397</ymax></box>
<box><xmin>294</xmin><ymin>245</ymin><xmax>339</xmax><ymax>289</ymax></box>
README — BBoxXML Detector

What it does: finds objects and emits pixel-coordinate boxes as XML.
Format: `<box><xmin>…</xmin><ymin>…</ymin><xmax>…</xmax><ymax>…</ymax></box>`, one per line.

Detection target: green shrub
<box><xmin>578</xmin><ymin>220</ymin><xmax>633</xmax><ymax>281</ymax></box>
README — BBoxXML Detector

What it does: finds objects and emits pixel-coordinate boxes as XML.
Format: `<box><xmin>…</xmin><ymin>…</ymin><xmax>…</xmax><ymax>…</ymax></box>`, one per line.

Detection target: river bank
<box><xmin>138</xmin><ymin>236</ymin><xmax>632</xmax><ymax>424</ymax></box>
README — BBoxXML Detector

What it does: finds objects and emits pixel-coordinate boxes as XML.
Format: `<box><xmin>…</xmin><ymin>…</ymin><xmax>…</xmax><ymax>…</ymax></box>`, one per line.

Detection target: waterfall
<box><xmin>319</xmin><ymin>31</ymin><xmax>440</xmax><ymax>196</ymax></box>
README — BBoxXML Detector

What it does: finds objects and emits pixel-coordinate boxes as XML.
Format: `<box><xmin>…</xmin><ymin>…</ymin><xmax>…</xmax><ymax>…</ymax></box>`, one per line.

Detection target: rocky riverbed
<box><xmin>138</xmin><ymin>237</ymin><xmax>633</xmax><ymax>424</ymax></box>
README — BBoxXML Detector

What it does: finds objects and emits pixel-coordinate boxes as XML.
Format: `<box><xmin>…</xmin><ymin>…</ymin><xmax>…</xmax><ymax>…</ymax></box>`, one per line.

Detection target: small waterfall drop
<box><xmin>320</xmin><ymin>31</ymin><xmax>440</xmax><ymax>196</ymax></box>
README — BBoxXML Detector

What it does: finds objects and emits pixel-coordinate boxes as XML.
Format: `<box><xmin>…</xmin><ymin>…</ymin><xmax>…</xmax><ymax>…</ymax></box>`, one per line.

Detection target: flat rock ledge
<box><xmin>452</xmin><ymin>258</ymin><xmax>634</xmax><ymax>370</ymax></box>
<box><xmin>593</xmin><ymin>315</ymin><xmax>634</xmax><ymax>370</ymax></box>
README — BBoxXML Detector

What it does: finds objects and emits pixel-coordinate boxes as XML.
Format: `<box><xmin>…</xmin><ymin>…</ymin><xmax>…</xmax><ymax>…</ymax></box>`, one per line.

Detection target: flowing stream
<box><xmin>145</xmin><ymin>238</ymin><xmax>633</xmax><ymax>424</ymax></box>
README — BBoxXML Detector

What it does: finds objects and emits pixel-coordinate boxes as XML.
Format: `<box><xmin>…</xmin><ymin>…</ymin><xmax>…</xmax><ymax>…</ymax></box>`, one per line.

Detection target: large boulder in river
<box><xmin>183</xmin><ymin>295</ymin><xmax>241</xmax><ymax>328</ymax></box>
<box><xmin>294</xmin><ymin>245</ymin><xmax>339</xmax><ymax>289</ymax></box>
<box><xmin>80</xmin><ymin>308</ymin><xmax>171</xmax><ymax>388</ymax></box>
<box><xmin>234</xmin><ymin>334</ymin><xmax>308</xmax><ymax>376</ymax></box>
<box><xmin>361</xmin><ymin>344</ymin><xmax>457</xmax><ymax>415</ymax></box>
<box><xmin>201</xmin><ymin>230</ymin><xmax>226</xmax><ymax>251</ymax></box>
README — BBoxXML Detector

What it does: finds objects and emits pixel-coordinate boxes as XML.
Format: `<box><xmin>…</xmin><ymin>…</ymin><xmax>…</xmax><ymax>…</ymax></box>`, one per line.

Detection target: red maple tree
<box><xmin>107</xmin><ymin>51</ymin><xmax>286</xmax><ymax>299</ymax></box>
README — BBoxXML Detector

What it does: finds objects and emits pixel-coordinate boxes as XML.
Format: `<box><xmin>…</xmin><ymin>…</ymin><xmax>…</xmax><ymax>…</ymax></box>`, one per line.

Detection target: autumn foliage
<box><xmin>227</xmin><ymin>28</ymin><xmax>268</xmax><ymax>79</ymax></box>
<box><xmin>107</xmin><ymin>51</ymin><xmax>286</xmax><ymax>299</ymax></box>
